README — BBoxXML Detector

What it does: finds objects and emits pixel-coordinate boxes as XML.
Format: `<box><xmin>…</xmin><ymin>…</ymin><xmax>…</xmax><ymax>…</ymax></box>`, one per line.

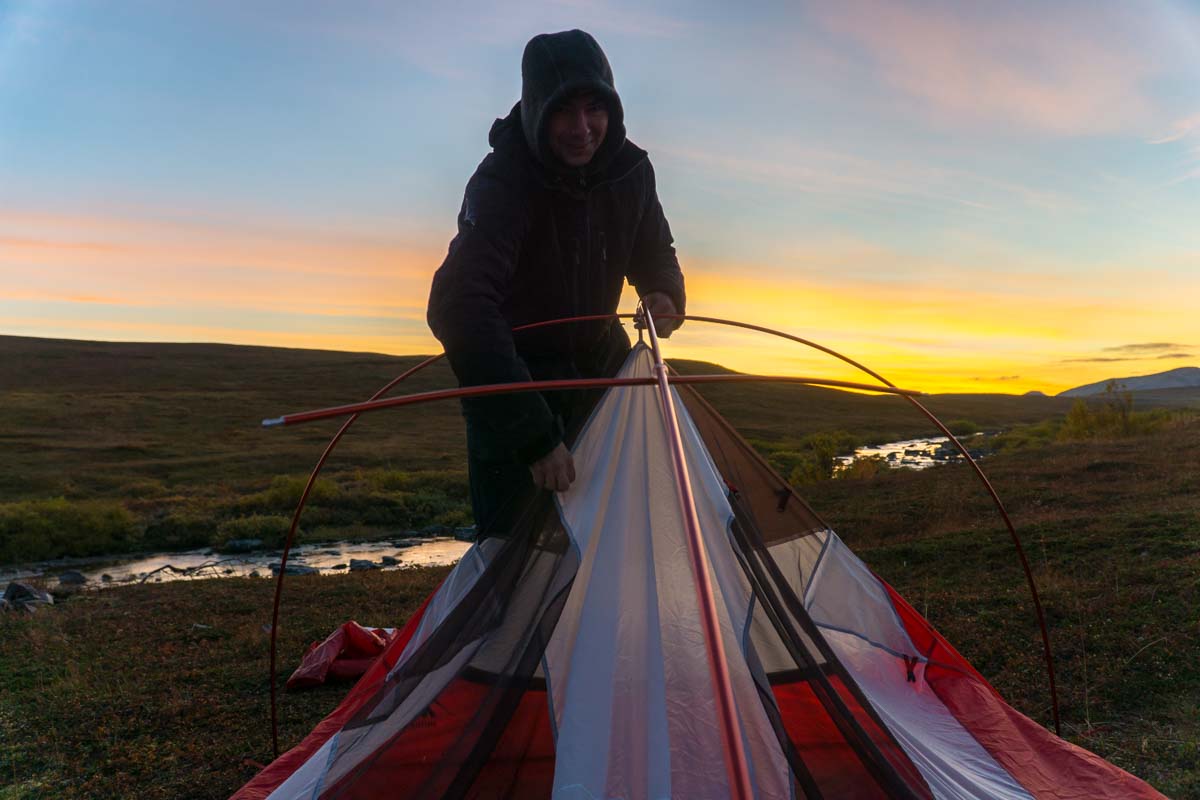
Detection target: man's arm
<box><xmin>627</xmin><ymin>160</ymin><xmax>686</xmax><ymax>336</ymax></box>
<box><xmin>427</xmin><ymin>166</ymin><xmax>563</xmax><ymax>467</ymax></box>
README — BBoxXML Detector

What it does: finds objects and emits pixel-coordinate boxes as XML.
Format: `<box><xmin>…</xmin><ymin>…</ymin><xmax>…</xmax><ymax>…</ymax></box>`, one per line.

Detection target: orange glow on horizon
<box><xmin>2</xmin><ymin>212</ymin><xmax>1196</xmax><ymax>397</ymax></box>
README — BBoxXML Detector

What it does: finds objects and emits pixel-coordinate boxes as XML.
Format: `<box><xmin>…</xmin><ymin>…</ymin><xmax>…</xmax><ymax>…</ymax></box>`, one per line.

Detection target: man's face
<box><xmin>547</xmin><ymin>92</ymin><xmax>608</xmax><ymax>168</ymax></box>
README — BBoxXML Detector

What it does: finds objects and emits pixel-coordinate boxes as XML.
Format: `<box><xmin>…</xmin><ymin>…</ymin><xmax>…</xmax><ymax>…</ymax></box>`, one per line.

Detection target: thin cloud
<box><xmin>971</xmin><ymin>375</ymin><xmax>1020</xmax><ymax>382</ymax></box>
<box><xmin>1062</xmin><ymin>352</ymin><xmax>1193</xmax><ymax>363</ymax></box>
<box><xmin>658</xmin><ymin>141</ymin><xmax>1078</xmax><ymax>219</ymax></box>
<box><xmin>1149</xmin><ymin>113</ymin><xmax>1200</xmax><ymax>185</ymax></box>
<box><xmin>257</xmin><ymin>0</ymin><xmax>690</xmax><ymax>81</ymax></box>
<box><xmin>1148</xmin><ymin>113</ymin><xmax>1200</xmax><ymax>145</ymax></box>
<box><xmin>1061</xmin><ymin>356</ymin><xmax>1139</xmax><ymax>363</ymax></box>
<box><xmin>810</xmin><ymin>0</ymin><xmax>1160</xmax><ymax>136</ymax></box>
<box><xmin>1102</xmin><ymin>342</ymin><xmax>1190</xmax><ymax>353</ymax></box>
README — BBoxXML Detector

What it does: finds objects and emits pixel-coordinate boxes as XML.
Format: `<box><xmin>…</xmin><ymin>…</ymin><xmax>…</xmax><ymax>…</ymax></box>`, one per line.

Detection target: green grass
<box><xmin>1</xmin><ymin>335</ymin><xmax>1197</xmax><ymax>796</ymax></box>
<box><xmin>2</xmin><ymin>424</ymin><xmax>1196</xmax><ymax>796</ymax></box>
<box><xmin>0</xmin><ymin>568</ymin><xmax>448</xmax><ymax>799</ymax></box>
<box><xmin>2</xmin><ymin>336</ymin><xmax>1083</xmax><ymax>564</ymax></box>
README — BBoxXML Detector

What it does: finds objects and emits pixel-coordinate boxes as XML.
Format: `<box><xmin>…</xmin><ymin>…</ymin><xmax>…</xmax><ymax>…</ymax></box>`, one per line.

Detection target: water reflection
<box><xmin>1</xmin><ymin>537</ymin><xmax>471</xmax><ymax>588</ymax></box>
<box><xmin>834</xmin><ymin>434</ymin><xmax>983</xmax><ymax>472</ymax></box>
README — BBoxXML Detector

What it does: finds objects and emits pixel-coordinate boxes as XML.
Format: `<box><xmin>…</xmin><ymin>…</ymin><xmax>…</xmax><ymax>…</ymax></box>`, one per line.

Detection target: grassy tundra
<box><xmin>1</xmin><ymin>335</ymin><xmax>1197</xmax><ymax>798</ymax></box>
<box><xmin>0</xmin><ymin>334</ymin><xmax>1078</xmax><ymax>563</ymax></box>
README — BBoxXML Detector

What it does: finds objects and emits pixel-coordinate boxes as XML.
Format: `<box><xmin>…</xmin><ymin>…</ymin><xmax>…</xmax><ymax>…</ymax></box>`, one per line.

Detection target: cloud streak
<box><xmin>1101</xmin><ymin>342</ymin><xmax>1191</xmax><ymax>353</ymax></box>
<box><xmin>809</xmin><ymin>0</ymin><xmax>1166</xmax><ymax>136</ymax></box>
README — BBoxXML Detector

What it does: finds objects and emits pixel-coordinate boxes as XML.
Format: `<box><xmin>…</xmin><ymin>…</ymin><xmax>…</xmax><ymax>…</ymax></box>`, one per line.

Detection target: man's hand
<box><xmin>638</xmin><ymin>292</ymin><xmax>681</xmax><ymax>338</ymax></box>
<box><xmin>529</xmin><ymin>442</ymin><xmax>576</xmax><ymax>492</ymax></box>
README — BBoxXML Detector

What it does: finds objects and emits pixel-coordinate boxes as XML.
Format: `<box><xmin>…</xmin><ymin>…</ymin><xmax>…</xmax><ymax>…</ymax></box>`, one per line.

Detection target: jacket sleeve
<box><xmin>427</xmin><ymin>166</ymin><xmax>562</xmax><ymax>465</ymax></box>
<box><xmin>626</xmin><ymin>160</ymin><xmax>686</xmax><ymax>314</ymax></box>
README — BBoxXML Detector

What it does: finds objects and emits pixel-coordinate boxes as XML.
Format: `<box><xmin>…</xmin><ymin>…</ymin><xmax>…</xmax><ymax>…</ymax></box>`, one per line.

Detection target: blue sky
<box><xmin>2</xmin><ymin>0</ymin><xmax>1198</xmax><ymax>392</ymax></box>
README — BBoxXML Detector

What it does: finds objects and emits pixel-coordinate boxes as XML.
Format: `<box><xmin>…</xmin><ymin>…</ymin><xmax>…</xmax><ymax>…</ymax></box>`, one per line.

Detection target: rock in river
<box><xmin>59</xmin><ymin>570</ymin><xmax>88</xmax><ymax>586</ymax></box>
<box><xmin>3</xmin><ymin>582</ymin><xmax>54</xmax><ymax>613</ymax></box>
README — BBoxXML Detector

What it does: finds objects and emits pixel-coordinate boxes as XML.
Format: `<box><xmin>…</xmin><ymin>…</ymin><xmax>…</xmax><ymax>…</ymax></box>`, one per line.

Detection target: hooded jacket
<box><xmin>427</xmin><ymin>30</ymin><xmax>686</xmax><ymax>465</ymax></box>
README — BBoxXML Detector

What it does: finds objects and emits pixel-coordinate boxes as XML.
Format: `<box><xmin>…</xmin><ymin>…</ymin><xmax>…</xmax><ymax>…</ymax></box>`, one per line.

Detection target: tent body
<box><xmin>236</xmin><ymin>346</ymin><xmax>1164</xmax><ymax>800</ymax></box>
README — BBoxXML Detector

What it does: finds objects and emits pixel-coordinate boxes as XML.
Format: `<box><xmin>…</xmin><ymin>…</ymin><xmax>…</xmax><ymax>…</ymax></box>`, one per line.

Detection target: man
<box><xmin>427</xmin><ymin>29</ymin><xmax>686</xmax><ymax>537</ymax></box>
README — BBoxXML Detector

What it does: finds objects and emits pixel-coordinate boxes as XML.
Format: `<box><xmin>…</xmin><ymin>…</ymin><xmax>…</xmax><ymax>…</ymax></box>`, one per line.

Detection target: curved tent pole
<box><xmin>642</xmin><ymin>304</ymin><xmax>754</xmax><ymax>800</ymax></box>
<box><xmin>267</xmin><ymin>354</ymin><xmax>444</xmax><ymax>756</ymax></box>
<box><xmin>265</xmin><ymin>373</ymin><xmax>920</xmax><ymax>428</ymax></box>
<box><xmin>651</xmin><ymin>312</ymin><xmax>1062</xmax><ymax>736</ymax></box>
<box><xmin>266</xmin><ymin>311</ymin><xmax>1059</xmax><ymax>758</ymax></box>
<box><xmin>265</xmin><ymin>313</ymin><xmax>645</xmax><ymax>755</ymax></box>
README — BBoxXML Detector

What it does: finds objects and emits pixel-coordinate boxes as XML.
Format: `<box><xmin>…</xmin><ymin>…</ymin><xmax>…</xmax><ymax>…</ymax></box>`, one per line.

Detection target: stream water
<box><xmin>834</xmin><ymin>434</ymin><xmax>983</xmax><ymax>472</ymax></box>
<box><xmin>4</xmin><ymin>435</ymin><xmax>977</xmax><ymax>592</ymax></box>
<box><xmin>1</xmin><ymin>537</ymin><xmax>471</xmax><ymax>589</ymax></box>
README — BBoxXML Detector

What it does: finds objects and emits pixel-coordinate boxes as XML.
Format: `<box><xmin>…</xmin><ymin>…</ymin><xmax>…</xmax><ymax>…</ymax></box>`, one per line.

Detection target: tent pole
<box><xmin>641</xmin><ymin>304</ymin><xmax>755</xmax><ymax>800</ymax></box>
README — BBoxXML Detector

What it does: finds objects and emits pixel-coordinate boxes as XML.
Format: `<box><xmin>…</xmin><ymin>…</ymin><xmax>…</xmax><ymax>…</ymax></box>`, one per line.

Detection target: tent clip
<box><xmin>903</xmin><ymin>655</ymin><xmax>920</xmax><ymax>683</ymax></box>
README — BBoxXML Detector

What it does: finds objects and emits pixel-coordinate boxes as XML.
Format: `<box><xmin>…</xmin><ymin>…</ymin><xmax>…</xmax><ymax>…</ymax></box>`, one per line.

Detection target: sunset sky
<box><xmin>2</xmin><ymin>0</ymin><xmax>1198</xmax><ymax>394</ymax></box>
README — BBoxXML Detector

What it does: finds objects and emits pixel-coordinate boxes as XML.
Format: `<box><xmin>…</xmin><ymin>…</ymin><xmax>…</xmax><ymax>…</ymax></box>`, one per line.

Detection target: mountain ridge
<box><xmin>1058</xmin><ymin>366</ymin><xmax>1200</xmax><ymax>397</ymax></box>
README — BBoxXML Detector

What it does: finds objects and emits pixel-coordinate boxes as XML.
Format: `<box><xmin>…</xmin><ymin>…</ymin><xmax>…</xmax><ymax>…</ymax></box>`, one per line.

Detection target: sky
<box><xmin>2</xmin><ymin>0</ymin><xmax>1198</xmax><ymax>394</ymax></box>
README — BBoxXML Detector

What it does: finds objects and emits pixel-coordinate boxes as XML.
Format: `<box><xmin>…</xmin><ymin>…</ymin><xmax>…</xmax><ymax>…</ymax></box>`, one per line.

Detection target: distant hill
<box><xmin>0</xmin><ymin>334</ymin><xmax>1081</xmax><ymax>563</ymax></box>
<box><xmin>1059</xmin><ymin>366</ymin><xmax>1200</xmax><ymax>398</ymax></box>
<box><xmin>0</xmin><ymin>334</ymin><xmax>1079</xmax><ymax>503</ymax></box>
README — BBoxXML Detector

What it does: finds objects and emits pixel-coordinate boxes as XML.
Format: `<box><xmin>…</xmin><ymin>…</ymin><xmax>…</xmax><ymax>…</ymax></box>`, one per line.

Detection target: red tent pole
<box><xmin>266</xmin><ymin>353</ymin><xmax>445</xmax><ymax>756</ymax></box>
<box><xmin>648</xmin><ymin>313</ymin><xmax>1062</xmax><ymax>736</ymax></box>
<box><xmin>641</xmin><ymin>306</ymin><xmax>754</xmax><ymax>800</ymax></box>
<box><xmin>263</xmin><ymin>373</ymin><xmax>918</xmax><ymax>428</ymax></box>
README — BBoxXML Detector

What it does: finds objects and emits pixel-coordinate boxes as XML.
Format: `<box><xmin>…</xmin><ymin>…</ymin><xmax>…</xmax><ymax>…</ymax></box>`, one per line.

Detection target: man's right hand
<box><xmin>529</xmin><ymin>442</ymin><xmax>576</xmax><ymax>492</ymax></box>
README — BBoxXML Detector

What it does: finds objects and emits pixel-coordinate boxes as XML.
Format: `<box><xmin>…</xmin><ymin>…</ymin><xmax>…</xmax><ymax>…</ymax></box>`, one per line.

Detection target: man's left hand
<box><xmin>639</xmin><ymin>292</ymin><xmax>681</xmax><ymax>338</ymax></box>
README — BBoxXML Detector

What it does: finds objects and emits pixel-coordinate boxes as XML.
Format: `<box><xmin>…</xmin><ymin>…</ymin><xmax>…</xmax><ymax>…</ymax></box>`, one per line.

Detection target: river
<box><xmin>1</xmin><ymin>537</ymin><xmax>472</xmax><ymax>589</ymax></box>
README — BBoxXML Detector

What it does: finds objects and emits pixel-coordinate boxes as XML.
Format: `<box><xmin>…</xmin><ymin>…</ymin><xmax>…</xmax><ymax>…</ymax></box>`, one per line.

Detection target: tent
<box><xmin>236</xmin><ymin>331</ymin><xmax>1165</xmax><ymax>799</ymax></box>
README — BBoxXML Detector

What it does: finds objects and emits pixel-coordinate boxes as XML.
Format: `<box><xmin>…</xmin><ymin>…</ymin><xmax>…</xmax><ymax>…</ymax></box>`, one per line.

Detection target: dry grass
<box><xmin>0</xmin><ymin>567</ymin><xmax>449</xmax><ymax>799</ymax></box>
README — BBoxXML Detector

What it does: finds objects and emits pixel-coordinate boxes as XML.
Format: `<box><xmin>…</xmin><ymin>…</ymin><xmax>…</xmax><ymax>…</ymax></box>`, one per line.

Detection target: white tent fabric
<box><xmin>544</xmin><ymin>347</ymin><xmax>791</xmax><ymax>799</ymax></box>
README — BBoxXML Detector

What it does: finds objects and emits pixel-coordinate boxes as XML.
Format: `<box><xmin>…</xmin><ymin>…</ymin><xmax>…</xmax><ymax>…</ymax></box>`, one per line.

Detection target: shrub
<box><xmin>233</xmin><ymin>474</ymin><xmax>340</xmax><ymax>514</ymax></box>
<box><xmin>0</xmin><ymin>498</ymin><xmax>140</xmax><ymax>563</ymax></box>
<box><xmin>990</xmin><ymin>419</ymin><xmax>1060</xmax><ymax>452</ymax></box>
<box><xmin>143</xmin><ymin>508</ymin><xmax>214</xmax><ymax>552</ymax></box>
<box><xmin>837</xmin><ymin>455</ymin><xmax>890</xmax><ymax>480</ymax></box>
<box><xmin>1058</xmin><ymin>383</ymin><xmax>1176</xmax><ymax>441</ymax></box>
<box><xmin>364</xmin><ymin>469</ymin><xmax>467</xmax><ymax>495</ymax></box>
<box><xmin>214</xmin><ymin>514</ymin><xmax>295</xmax><ymax>549</ymax></box>
<box><xmin>763</xmin><ymin>431</ymin><xmax>859</xmax><ymax>485</ymax></box>
<box><xmin>945</xmin><ymin>419</ymin><xmax>980</xmax><ymax>436</ymax></box>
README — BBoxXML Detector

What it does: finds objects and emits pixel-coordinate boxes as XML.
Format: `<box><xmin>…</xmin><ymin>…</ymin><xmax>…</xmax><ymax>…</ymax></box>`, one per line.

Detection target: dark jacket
<box><xmin>427</xmin><ymin>29</ymin><xmax>686</xmax><ymax>465</ymax></box>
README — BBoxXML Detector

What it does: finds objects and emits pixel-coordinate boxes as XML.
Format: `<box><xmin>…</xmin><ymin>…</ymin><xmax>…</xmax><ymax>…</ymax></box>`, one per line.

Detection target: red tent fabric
<box><xmin>286</xmin><ymin>622</ymin><xmax>397</xmax><ymax>691</ymax></box>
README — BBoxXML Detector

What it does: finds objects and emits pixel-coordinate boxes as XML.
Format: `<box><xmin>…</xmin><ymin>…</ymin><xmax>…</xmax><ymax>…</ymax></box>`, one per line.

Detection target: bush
<box><xmin>365</xmin><ymin>468</ymin><xmax>466</xmax><ymax>494</ymax></box>
<box><xmin>762</xmin><ymin>431</ymin><xmax>860</xmax><ymax>486</ymax></box>
<box><xmin>836</xmin><ymin>455</ymin><xmax>890</xmax><ymax>480</ymax></box>
<box><xmin>232</xmin><ymin>474</ymin><xmax>341</xmax><ymax>514</ymax></box>
<box><xmin>0</xmin><ymin>498</ymin><xmax>140</xmax><ymax>563</ymax></box>
<box><xmin>945</xmin><ymin>419</ymin><xmax>980</xmax><ymax>436</ymax></box>
<box><xmin>990</xmin><ymin>419</ymin><xmax>1060</xmax><ymax>452</ymax></box>
<box><xmin>143</xmin><ymin>508</ymin><xmax>214</xmax><ymax>552</ymax></box>
<box><xmin>214</xmin><ymin>514</ymin><xmax>295</xmax><ymax>549</ymax></box>
<box><xmin>1058</xmin><ymin>388</ymin><xmax>1174</xmax><ymax>441</ymax></box>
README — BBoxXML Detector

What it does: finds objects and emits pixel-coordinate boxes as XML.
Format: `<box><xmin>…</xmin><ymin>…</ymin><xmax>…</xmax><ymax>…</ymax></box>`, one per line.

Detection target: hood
<box><xmin>516</xmin><ymin>29</ymin><xmax>627</xmax><ymax>176</ymax></box>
